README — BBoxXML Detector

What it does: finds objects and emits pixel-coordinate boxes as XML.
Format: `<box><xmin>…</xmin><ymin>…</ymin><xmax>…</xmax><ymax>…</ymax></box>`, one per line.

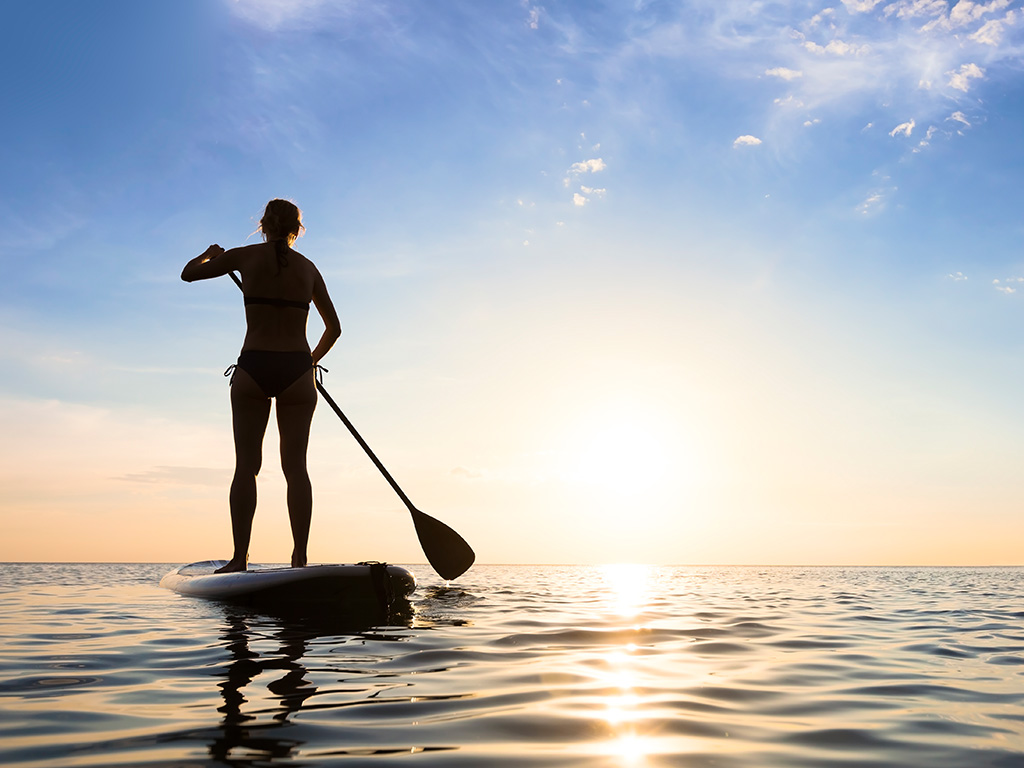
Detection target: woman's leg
<box><xmin>217</xmin><ymin>368</ymin><xmax>272</xmax><ymax>574</ymax></box>
<box><xmin>276</xmin><ymin>370</ymin><xmax>317</xmax><ymax>568</ymax></box>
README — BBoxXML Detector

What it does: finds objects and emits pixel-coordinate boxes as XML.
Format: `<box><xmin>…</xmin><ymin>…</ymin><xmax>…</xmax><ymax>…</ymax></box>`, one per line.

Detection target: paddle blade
<box><xmin>411</xmin><ymin>508</ymin><xmax>475</xmax><ymax>580</ymax></box>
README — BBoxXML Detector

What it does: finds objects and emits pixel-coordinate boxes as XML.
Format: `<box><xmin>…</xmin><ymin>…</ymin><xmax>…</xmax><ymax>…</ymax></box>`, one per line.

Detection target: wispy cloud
<box><xmin>118</xmin><ymin>466</ymin><xmax>229</xmax><ymax>486</ymax></box>
<box><xmin>842</xmin><ymin>0</ymin><xmax>886</xmax><ymax>11</ymax></box>
<box><xmin>682</xmin><ymin>0</ymin><xmax>1024</xmax><ymax>154</ymax></box>
<box><xmin>948</xmin><ymin>110</ymin><xmax>972</xmax><ymax>127</ymax></box>
<box><xmin>890</xmin><ymin>119</ymin><xmax>916</xmax><ymax>137</ymax></box>
<box><xmin>766</xmin><ymin>67</ymin><xmax>803</xmax><ymax>80</ymax></box>
<box><xmin>857</xmin><ymin>179</ymin><xmax>900</xmax><ymax>214</ymax></box>
<box><xmin>802</xmin><ymin>38</ymin><xmax>872</xmax><ymax>56</ymax></box>
<box><xmin>994</xmin><ymin>277</ymin><xmax>1024</xmax><ymax>293</ymax></box>
<box><xmin>948</xmin><ymin>62</ymin><xmax>986</xmax><ymax>91</ymax></box>
<box><xmin>525</xmin><ymin>2</ymin><xmax>541</xmax><ymax>30</ymax></box>
<box><xmin>971</xmin><ymin>16</ymin><xmax>1007</xmax><ymax>45</ymax></box>
<box><xmin>227</xmin><ymin>0</ymin><xmax>358</xmax><ymax>30</ymax></box>
<box><xmin>947</xmin><ymin>271</ymin><xmax>968</xmax><ymax>281</ymax></box>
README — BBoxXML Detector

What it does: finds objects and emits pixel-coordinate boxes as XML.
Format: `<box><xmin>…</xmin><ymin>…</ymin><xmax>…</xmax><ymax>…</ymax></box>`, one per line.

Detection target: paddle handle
<box><xmin>314</xmin><ymin>380</ymin><xmax>418</xmax><ymax>513</ymax></box>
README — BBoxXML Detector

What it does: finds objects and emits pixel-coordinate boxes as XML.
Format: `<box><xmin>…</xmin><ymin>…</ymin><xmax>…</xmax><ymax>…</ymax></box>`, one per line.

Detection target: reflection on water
<box><xmin>211</xmin><ymin>610</ymin><xmax>317</xmax><ymax>762</ymax></box>
<box><xmin>600</xmin><ymin>563</ymin><xmax>652</xmax><ymax>619</ymax></box>
<box><xmin>596</xmin><ymin>564</ymin><xmax>689</xmax><ymax>767</ymax></box>
<box><xmin>3</xmin><ymin>564</ymin><xmax>1024</xmax><ymax>767</ymax></box>
<box><xmin>208</xmin><ymin>600</ymin><xmax>432</xmax><ymax>763</ymax></box>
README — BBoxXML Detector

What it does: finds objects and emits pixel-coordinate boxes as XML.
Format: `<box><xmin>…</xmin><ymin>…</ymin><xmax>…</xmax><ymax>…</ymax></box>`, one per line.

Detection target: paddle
<box><xmin>227</xmin><ymin>271</ymin><xmax>475</xmax><ymax>580</ymax></box>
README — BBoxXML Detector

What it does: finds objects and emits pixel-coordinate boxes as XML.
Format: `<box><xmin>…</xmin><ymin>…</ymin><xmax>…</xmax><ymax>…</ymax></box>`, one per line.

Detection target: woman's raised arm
<box><xmin>181</xmin><ymin>244</ymin><xmax>232</xmax><ymax>282</ymax></box>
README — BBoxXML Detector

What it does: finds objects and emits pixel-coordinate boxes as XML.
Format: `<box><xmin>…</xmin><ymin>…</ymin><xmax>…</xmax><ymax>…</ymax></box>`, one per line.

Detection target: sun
<box><xmin>562</xmin><ymin>407</ymin><xmax>682</xmax><ymax>496</ymax></box>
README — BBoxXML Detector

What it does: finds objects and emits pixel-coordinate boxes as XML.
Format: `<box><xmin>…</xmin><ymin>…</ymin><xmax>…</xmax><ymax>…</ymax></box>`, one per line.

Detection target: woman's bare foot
<box><xmin>215</xmin><ymin>557</ymin><xmax>248</xmax><ymax>574</ymax></box>
<box><xmin>291</xmin><ymin>550</ymin><xmax>307</xmax><ymax>568</ymax></box>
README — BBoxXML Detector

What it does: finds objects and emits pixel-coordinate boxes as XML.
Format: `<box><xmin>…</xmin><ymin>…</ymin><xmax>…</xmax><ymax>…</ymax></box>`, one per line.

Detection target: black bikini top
<box><xmin>242</xmin><ymin>240</ymin><xmax>310</xmax><ymax>311</ymax></box>
<box><xmin>243</xmin><ymin>295</ymin><xmax>310</xmax><ymax>311</ymax></box>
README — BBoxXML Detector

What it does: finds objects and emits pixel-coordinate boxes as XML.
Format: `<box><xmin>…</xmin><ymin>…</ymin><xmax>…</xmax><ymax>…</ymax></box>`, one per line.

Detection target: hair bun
<box><xmin>259</xmin><ymin>199</ymin><xmax>305</xmax><ymax>244</ymax></box>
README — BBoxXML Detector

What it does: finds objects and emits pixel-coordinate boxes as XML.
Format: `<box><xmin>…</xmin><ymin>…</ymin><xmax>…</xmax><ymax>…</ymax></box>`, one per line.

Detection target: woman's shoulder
<box><xmin>224</xmin><ymin>242</ymin><xmax>270</xmax><ymax>259</ymax></box>
<box><xmin>289</xmin><ymin>248</ymin><xmax>320</xmax><ymax>273</ymax></box>
<box><xmin>243</xmin><ymin>242</ymin><xmax>273</xmax><ymax>253</ymax></box>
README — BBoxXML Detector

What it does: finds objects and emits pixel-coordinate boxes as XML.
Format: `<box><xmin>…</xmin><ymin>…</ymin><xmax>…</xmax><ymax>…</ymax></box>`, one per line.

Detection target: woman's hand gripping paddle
<box><xmin>228</xmin><ymin>271</ymin><xmax>475</xmax><ymax>580</ymax></box>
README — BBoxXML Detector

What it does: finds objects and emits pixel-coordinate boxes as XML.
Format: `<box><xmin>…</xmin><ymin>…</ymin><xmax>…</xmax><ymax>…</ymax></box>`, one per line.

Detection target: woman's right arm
<box><xmin>181</xmin><ymin>245</ymin><xmax>233</xmax><ymax>282</ymax></box>
<box><xmin>310</xmin><ymin>267</ymin><xmax>342</xmax><ymax>365</ymax></box>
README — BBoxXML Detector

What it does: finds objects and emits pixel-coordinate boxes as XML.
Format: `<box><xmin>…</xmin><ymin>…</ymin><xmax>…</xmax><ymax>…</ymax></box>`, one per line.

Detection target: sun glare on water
<box><xmin>601</xmin><ymin>563</ymin><xmax>653</xmax><ymax>618</ymax></box>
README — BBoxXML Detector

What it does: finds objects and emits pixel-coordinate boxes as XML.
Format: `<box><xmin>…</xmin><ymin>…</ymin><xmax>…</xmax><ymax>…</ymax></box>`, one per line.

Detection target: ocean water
<box><xmin>1</xmin><ymin>564</ymin><xmax>1023</xmax><ymax>767</ymax></box>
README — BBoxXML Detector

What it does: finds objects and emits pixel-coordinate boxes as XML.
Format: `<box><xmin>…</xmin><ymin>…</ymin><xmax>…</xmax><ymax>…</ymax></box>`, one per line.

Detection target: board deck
<box><xmin>160</xmin><ymin>560</ymin><xmax>416</xmax><ymax>612</ymax></box>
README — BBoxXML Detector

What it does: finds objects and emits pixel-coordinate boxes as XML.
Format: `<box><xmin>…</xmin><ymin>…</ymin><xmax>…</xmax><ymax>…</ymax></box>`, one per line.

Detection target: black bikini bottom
<box><xmin>234</xmin><ymin>350</ymin><xmax>313</xmax><ymax>398</ymax></box>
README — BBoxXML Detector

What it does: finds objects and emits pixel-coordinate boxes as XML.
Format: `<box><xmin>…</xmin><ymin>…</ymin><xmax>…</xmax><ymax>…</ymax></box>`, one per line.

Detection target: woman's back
<box><xmin>237</xmin><ymin>241</ymin><xmax>318</xmax><ymax>353</ymax></box>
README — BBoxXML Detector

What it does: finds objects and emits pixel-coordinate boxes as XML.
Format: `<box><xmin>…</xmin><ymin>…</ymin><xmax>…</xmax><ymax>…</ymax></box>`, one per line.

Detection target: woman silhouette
<box><xmin>182</xmin><ymin>200</ymin><xmax>342</xmax><ymax>573</ymax></box>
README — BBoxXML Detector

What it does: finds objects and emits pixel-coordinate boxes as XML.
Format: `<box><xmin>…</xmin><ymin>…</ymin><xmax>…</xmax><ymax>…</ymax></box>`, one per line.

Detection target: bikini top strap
<box><xmin>243</xmin><ymin>295</ymin><xmax>310</xmax><ymax>311</ymax></box>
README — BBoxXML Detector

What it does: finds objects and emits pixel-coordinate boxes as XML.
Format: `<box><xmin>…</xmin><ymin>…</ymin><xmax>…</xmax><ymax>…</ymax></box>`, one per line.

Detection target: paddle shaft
<box><xmin>228</xmin><ymin>270</ymin><xmax>416</xmax><ymax>512</ymax></box>
<box><xmin>314</xmin><ymin>380</ymin><xmax>418</xmax><ymax>513</ymax></box>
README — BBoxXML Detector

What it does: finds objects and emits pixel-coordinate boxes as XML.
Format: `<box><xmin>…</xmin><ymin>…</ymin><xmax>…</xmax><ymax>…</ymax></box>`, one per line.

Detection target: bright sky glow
<box><xmin>3</xmin><ymin>1</ymin><xmax>1024</xmax><ymax>565</ymax></box>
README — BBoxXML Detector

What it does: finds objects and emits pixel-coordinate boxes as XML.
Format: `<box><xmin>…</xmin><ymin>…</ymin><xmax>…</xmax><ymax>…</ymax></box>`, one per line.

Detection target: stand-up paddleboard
<box><xmin>161</xmin><ymin>560</ymin><xmax>415</xmax><ymax>613</ymax></box>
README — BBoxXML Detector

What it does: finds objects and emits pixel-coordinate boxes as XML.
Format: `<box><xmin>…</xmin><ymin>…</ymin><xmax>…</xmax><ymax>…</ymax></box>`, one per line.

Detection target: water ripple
<box><xmin>2</xmin><ymin>564</ymin><xmax>1024</xmax><ymax>766</ymax></box>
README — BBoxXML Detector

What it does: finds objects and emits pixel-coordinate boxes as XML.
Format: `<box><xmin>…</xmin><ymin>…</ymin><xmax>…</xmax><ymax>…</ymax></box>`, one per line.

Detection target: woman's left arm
<box><xmin>181</xmin><ymin>245</ymin><xmax>240</xmax><ymax>282</ymax></box>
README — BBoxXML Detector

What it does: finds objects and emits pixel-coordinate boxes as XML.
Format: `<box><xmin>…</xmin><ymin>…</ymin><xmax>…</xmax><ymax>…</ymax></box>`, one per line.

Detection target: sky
<box><xmin>3</xmin><ymin>0</ymin><xmax>1024</xmax><ymax>567</ymax></box>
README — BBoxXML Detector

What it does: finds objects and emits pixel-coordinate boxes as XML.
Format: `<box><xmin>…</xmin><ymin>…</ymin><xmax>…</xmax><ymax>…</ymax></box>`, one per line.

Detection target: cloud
<box><xmin>889</xmin><ymin>119</ymin><xmax>916</xmax><ymax>137</ymax></box>
<box><xmin>0</xmin><ymin>397</ymin><xmax>232</xmax><ymax>510</ymax></box>
<box><xmin>692</xmin><ymin>0</ymin><xmax>1024</xmax><ymax>163</ymax></box>
<box><xmin>227</xmin><ymin>0</ymin><xmax>356</xmax><ymax>31</ymax></box>
<box><xmin>886</xmin><ymin>0</ymin><xmax>956</xmax><ymax>22</ymax></box>
<box><xmin>842</xmin><ymin>0</ymin><xmax>886</xmax><ymax>11</ymax></box>
<box><xmin>573</xmin><ymin>193</ymin><xmax>588</xmax><ymax>206</ymax></box>
<box><xmin>526</xmin><ymin>4</ymin><xmax>540</xmax><ymax>30</ymax></box>
<box><xmin>970</xmin><ymin>12</ymin><xmax>1016</xmax><ymax>45</ymax></box>
<box><xmin>857</xmin><ymin>186</ymin><xmax>892</xmax><ymax>214</ymax></box>
<box><xmin>733</xmin><ymin>135</ymin><xmax>763</xmax><ymax>147</ymax></box>
<box><xmin>994</xmin><ymin>277</ymin><xmax>1024</xmax><ymax>293</ymax></box>
<box><xmin>766</xmin><ymin>67</ymin><xmax>803</xmax><ymax>80</ymax></box>
<box><xmin>803</xmin><ymin>39</ymin><xmax>871</xmax><ymax>56</ymax></box>
<box><xmin>949</xmin><ymin>0</ymin><xmax>1012</xmax><ymax>28</ymax></box>
<box><xmin>570</xmin><ymin>158</ymin><xmax>607</xmax><ymax>173</ymax></box>
<box><xmin>948</xmin><ymin>110</ymin><xmax>971</xmax><ymax>127</ymax></box>
<box><xmin>580</xmin><ymin>185</ymin><xmax>606</xmax><ymax>197</ymax></box>
<box><xmin>947</xmin><ymin>272</ymin><xmax>968</xmax><ymax>281</ymax></box>
<box><xmin>948</xmin><ymin>63</ymin><xmax>985</xmax><ymax>92</ymax></box>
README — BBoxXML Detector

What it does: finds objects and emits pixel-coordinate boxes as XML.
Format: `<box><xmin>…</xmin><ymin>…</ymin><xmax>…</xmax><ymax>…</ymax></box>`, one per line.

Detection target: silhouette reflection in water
<box><xmin>202</xmin><ymin>598</ymin><xmax>467</xmax><ymax>764</ymax></box>
<box><xmin>210</xmin><ymin>609</ymin><xmax>322</xmax><ymax>763</ymax></box>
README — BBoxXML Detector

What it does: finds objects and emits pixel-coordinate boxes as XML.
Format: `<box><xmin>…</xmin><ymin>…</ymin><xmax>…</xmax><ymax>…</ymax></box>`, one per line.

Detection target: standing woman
<box><xmin>182</xmin><ymin>199</ymin><xmax>342</xmax><ymax>573</ymax></box>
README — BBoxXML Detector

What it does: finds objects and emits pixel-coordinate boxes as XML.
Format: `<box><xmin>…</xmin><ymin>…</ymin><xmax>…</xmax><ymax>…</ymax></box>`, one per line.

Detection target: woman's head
<box><xmin>259</xmin><ymin>199</ymin><xmax>305</xmax><ymax>245</ymax></box>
